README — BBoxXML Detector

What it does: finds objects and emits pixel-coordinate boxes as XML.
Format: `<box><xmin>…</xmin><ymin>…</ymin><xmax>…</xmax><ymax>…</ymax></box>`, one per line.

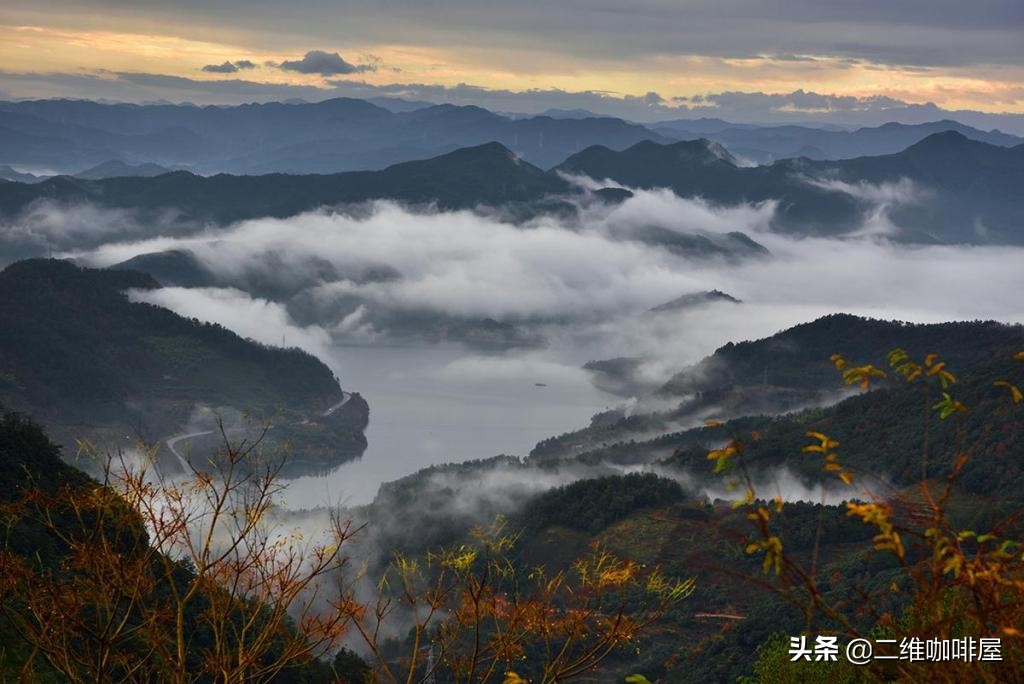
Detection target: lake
<box><xmin>278</xmin><ymin>342</ymin><xmax>617</xmax><ymax>508</ymax></box>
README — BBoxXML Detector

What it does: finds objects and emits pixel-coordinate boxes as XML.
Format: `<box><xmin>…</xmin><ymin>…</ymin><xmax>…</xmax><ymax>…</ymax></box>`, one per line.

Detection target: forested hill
<box><xmin>0</xmin><ymin>259</ymin><xmax>366</xmax><ymax>454</ymax></box>
<box><xmin>535</xmin><ymin>314</ymin><xmax>1024</xmax><ymax>461</ymax></box>
<box><xmin>660</xmin><ymin>313</ymin><xmax>1024</xmax><ymax>396</ymax></box>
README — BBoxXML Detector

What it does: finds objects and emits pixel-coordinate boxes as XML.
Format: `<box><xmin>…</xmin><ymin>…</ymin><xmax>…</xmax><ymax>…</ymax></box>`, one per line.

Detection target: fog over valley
<box><xmin>2</xmin><ymin>47</ymin><xmax>1023</xmax><ymax>677</ymax></box>
<box><xmin>22</xmin><ymin>182</ymin><xmax>1023</xmax><ymax>504</ymax></box>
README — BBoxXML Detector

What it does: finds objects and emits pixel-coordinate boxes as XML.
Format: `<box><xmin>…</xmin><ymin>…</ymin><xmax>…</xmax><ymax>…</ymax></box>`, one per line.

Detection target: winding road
<box><xmin>300</xmin><ymin>391</ymin><xmax>352</xmax><ymax>424</ymax></box>
<box><xmin>165</xmin><ymin>430</ymin><xmax>214</xmax><ymax>473</ymax></box>
<box><xmin>164</xmin><ymin>392</ymin><xmax>352</xmax><ymax>471</ymax></box>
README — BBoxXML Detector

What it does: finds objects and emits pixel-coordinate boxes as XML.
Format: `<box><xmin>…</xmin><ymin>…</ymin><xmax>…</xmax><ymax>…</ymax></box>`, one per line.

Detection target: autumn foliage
<box><xmin>713</xmin><ymin>348</ymin><xmax>1024</xmax><ymax>683</ymax></box>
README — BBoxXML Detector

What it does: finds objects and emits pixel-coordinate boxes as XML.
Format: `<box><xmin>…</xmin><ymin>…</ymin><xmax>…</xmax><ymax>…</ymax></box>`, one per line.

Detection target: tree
<box><xmin>0</xmin><ymin>419</ymin><xmax>353</xmax><ymax>683</ymax></box>
<box><xmin>713</xmin><ymin>349</ymin><xmax>1024</xmax><ymax>683</ymax></box>
<box><xmin>1</xmin><ymin>414</ymin><xmax>692</xmax><ymax>683</ymax></box>
<box><xmin>333</xmin><ymin>518</ymin><xmax>694</xmax><ymax>683</ymax></box>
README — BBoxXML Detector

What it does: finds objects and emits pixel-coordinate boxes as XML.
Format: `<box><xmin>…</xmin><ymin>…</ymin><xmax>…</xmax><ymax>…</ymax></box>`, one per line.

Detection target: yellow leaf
<box><xmin>887</xmin><ymin>348</ymin><xmax>909</xmax><ymax>365</ymax></box>
<box><xmin>838</xmin><ymin>472</ymin><xmax>854</xmax><ymax>485</ymax></box>
<box><xmin>731</xmin><ymin>487</ymin><xmax>755</xmax><ymax>509</ymax></box>
<box><xmin>994</xmin><ymin>381</ymin><xmax>1023</xmax><ymax>404</ymax></box>
<box><xmin>705</xmin><ymin>419</ymin><xmax>722</xmax><ymax>427</ymax></box>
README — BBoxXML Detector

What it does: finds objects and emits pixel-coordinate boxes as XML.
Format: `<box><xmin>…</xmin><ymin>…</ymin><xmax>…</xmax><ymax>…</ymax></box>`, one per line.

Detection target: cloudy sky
<box><xmin>1</xmin><ymin>1</ymin><xmax>1022</xmax><ymax>120</ymax></box>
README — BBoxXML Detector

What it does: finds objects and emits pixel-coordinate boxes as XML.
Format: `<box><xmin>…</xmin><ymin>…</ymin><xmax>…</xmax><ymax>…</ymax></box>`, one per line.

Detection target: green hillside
<box><xmin>0</xmin><ymin>258</ymin><xmax>368</xmax><ymax>467</ymax></box>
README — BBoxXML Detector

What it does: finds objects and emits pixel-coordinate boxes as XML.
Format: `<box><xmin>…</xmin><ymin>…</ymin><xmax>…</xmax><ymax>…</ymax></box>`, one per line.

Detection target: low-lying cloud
<box><xmin>130</xmin><ymin>286</ymin><xmax>335</xmax><ymax>363</ymax></box>
<box><xmin>14</xmin><ymin>185</ymin><xmax>1023</xmax><ymax>538</ymax></box>
<box><xmin>59</xmin><ymin>185</ymin><xmax>1024</xmax><ymax>386</ymax></box>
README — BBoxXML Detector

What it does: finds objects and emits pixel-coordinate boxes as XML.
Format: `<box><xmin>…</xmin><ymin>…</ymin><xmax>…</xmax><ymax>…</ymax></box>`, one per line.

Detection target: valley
<box><xmin>1</xmin><ymin>75</ymin><xmax>1023</xmax><ymax>682</ymax></box>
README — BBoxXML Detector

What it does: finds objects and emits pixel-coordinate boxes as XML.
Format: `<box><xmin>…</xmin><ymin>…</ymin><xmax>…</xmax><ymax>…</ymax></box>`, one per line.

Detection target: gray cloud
<box><xmin>3</xmin><ymin>69</ymin><xmax>1024</xmax><ymax>134</ymax></box>
<box><xmin>202</xmin><ymin>61</ymin><xmax>239</xmax><ymax>74</ymax></box>
<box><xmin>8</xmin><ymin>0</ymin><xmax>1023</xmax><ymax>69</ymax></box>
<box><xmin>276</xmin><ymin>50</ymin><xmax>377</xmax><ymax>76</ymax></box>
<box><xmin>67</xmin><ymin>187</ymin><xmax>1024</xmax><ymax>339</ymax></box>
<box><xmin>200</xmin><ymin>60</ymin><xmax>258</xmax><ymax>74</ymax></box>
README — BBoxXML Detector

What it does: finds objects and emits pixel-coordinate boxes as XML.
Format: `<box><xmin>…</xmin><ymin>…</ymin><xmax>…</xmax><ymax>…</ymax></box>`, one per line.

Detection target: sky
<box><xmin>1</xmin><ymin>1</ymin><xmax>1022</xmax><ymax>123</ymax></box>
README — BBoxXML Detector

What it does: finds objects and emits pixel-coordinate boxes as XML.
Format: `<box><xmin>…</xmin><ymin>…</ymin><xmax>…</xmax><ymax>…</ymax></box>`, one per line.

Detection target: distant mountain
<box><xmin>3</xmin><ymin>98</ymin><xmax>1021</xmax><ymax>176</ymax></box>
<box><xmin>109</xmin><ymin>249</ymin><xmax>216</xmax><ymax>288</ymax></box>
<box><xmin>74</xmin><ymin>159</ymin><xmax>175</xmax><ymax>179</ymax></box>
<box><xmin>0</xmin><ymin>259</ymin><xmax>369</xmax><ymax>469</ymax></box>
<box><xmin>650</xmin><ymin>289</ymin><xmax>741</xmax><ymax>312</ymax></box>
<box><xmin>556</xmin><ymin>138</ymin><xmax>866</xmax><ymax>235</ymax></box>
<box><xmin>556</xmin><ymin>133</ymin><xmax>1024</xmax><ymax>243</ymax></box>
<box><xmin>583</xmin><ymin>291</ymin><xmax>745</xmax><ymax>397</ymax></box>
<box><xmin>2</xmin><ymin>133</ymin><xmax>1020</xmax><ymax>246</ymax></box>
<box><xmin>0</xmin><ymin>142</ymin><xmax>571</xmax><ymax>225</ymax></box>
<box><xmin>654</xmin><ymin>119</ymin><xmax>1023</xmax><ymax>163</ymax></box>
<box><xmin>557</xmin><ymin>138</ymin><xmax>752</xmax><ymax>186</ymax></box>
<box><xmin>0</xmin><ymin>165</ymin><xmax>44</xmax><ymax>183</ymax></box>
<box><xmin>791</xmin><ymin>132</ymin><xmax>1024</xmax><ymax>243</ymax></box>
<box><xmin>387</xmin><ymin>106</ymin><xmax>673</xmax><ymax>169</ymax></box>
<box><xmin>364</xmin><ymin>96</ymin><xmax>436</xmax><ymax>113</ymax></box>
<box><xmin>538</xmin><ymin>108</ymin><xmax>604</xmax><ymax>120</ymax></box>
<box><xmin>652</xmin><ymin>117</ymin><xmax>760</xmax><ymax>135</ymax></box>
<box><xmin>617</xmin><ymin>227</ymin><xmax>769</xmax><ymax>260</ymax></box>
<box><xmin>0</xmin><ymin>98</ymin><xmax>670</xmax><ymax>174</ymax></box>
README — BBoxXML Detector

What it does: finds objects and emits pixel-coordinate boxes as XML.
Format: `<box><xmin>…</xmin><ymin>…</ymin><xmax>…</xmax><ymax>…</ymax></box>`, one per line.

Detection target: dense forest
<box><xmin>0</xmin><ymin>259</ymin><xmax>369</xmax><ymax>467</ymax></box>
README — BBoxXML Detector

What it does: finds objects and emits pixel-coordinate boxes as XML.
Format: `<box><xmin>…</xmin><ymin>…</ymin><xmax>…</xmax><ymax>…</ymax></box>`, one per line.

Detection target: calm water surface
<box><xmin>280</xmin><ymin>343</ymin><xmax>615</xmax><ymax>508</ymax></box>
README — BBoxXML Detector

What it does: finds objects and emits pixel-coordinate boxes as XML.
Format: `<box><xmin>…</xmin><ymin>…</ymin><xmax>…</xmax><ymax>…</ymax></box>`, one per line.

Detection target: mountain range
<box><xmin>556</xmin><ymin>132</ymin><xmax>1024</xmax><ymax>243</ymax></box>
<box><xmin>2</xmin><ymin>130</ymin><xmax>1019</xmax><ymax>246</ymax></box>
<box><xmin>653</xmin><ymin>118</ymin><xmax>1022</xmax><ymax>163</ymax></box>
<box><xmin>0</xmin><ymin>98</ymin><xmax>670</xmax><ymax>174</ymax></box>
<box><xmin>0</xmin><ymin>97</ymin><xmax>1019</xmax><ymax>176</ymax></box>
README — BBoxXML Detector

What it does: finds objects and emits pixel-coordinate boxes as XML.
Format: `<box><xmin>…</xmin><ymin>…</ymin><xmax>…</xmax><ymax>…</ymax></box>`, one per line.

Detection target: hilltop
<box><xmin>557</xmin><ymin>132</ymin><xmax>1024</xmax><ymax>242</ymax></box>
